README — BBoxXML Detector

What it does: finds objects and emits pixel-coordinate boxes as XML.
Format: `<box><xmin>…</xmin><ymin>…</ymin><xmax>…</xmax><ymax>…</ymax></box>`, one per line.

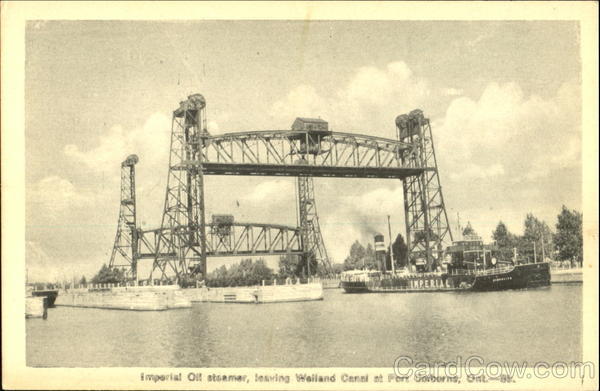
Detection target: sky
<box><xmin>25</xmin><ymin>20</ymin><xmax>582</xmax><ymax>282</ymax></box>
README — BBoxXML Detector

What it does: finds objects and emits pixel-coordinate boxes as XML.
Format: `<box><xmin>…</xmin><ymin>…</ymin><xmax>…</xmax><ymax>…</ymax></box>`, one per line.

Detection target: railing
<box><xmin>56</xmin><ymin>280</ymin><xmax>180</xmax><ymax>291</ymax></box>
<box><xmin>207</xmin><ymin>276</ymin><xmax>324</xmax><ymax>288</ymax></box>
<box><xmin>447</xmin><ymin>264</ymin><xmax>516</xmax><ymax>276</ymax></box>
<box><xmin>550</xmin><ymin>261</ymin><xmax>582</xmax><ymax>270</ymax></box>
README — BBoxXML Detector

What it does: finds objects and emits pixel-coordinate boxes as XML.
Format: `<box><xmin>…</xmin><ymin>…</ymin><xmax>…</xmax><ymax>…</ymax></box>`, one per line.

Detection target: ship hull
<box><xmin>341</xmin><ymin>263</ymin><xmax>550</xmax><ymax>293</ymax></box>
<box><xmin>470</xmin><ymin>262</ymin><xmax>550</xmax><ymax>291</ymax></box>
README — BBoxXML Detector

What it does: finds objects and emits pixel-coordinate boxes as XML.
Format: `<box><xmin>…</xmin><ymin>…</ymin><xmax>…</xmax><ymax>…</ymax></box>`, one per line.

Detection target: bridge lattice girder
<box><xmin>138</xmin><ymin>222</ymin><xmax>301</xmax><ymax>259</ymax></box>
<box><xmin>178</xmin><ymin>130</ymin><xmax>429</xmax><ymax>178</ymax></box>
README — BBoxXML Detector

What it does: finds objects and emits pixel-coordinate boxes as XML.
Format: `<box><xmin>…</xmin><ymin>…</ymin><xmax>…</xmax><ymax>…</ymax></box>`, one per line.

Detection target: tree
<box><xmin>301</xmin><ymin>253</ymin><xmax>319</xmax><ymax>277</ymax></box>
<box><xmin>364</xmin><ymin>243</ymin><xmax>378</xmax><ymax>269</ymax></box>
<box><xmin>492</xmin><ymin>221</ymin><xmax>510</xmax><ymax>247</ymax></box>
<box><xmin>278</xmin><ymin>253</ymin><xmax>300</xmax><ymax>278</ymax></box>
<box><xmin>91</xmin><ymin>264</ymin><xmax>127</xmax><ymax>284</ymax></box>
<box><xmin>278</xmin><ymin>253</ymin><xmax>318</xmax><ymax>277</ymax></box>
<box><xmin>343</xmin><ymin>240</ymin><xmax>381</xmax><ymax>270</ymax></box>
<box><xmin>391</xmin><ymin>233</ymin><xmax>408</xmax><ymax>268</ymax></box>
<box><xmin>79</xmin><ymin>275</ymin><xmax>87</xmax><ymax>285</ymax></box>
<box><xmin>343</xmin><ymin>240</ymin><xmax>367</xmax><ymax>270</ymax></box>
<box><xmin>554</xmin><ymin>206</ymin><xmax>583</xmax><ymax>266</ymax></box>
<box><xmin>206</xmin><ymin>258</ymin><xmax>275</xmax><ymax>287</ymax></box>
<box><xmin>492</xmin><ymin>221</ymin><xmax>519</xmax><ymax>260</ymax></box>
<box><xmin>331</xmin><ymin>263</ymin><xmax>345</xmax><ymax>275</ymax></box>
<box><xmin>522</xmin><ymin>213</ymin><xmax>554</xmax><ymax>261</ymax></box>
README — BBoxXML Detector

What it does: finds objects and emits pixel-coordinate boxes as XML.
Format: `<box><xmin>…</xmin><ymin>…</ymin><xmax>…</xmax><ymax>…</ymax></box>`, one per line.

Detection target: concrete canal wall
<box><xmin>551</xmin><ymin>268</ymin><xmax>583</xmax><ymax>283</ymax></box>
<box><xmin>320</xmin><ymin>278</ymin><xmax>341</xmax><ymax>289</ymax></box>
<box><xmin>181</xmin><ymin>282</ymin><xmax>324</xmax><ymax>303</ymax></box>
<box><xmin>55</xmin><ymin>285</ymin><xmax>191</xmax><ymax>311</ymax></box>
<box><xmin>54</xmin><ymin>282</ymin><xmax>323</xmax><ymax>310</ymax></box>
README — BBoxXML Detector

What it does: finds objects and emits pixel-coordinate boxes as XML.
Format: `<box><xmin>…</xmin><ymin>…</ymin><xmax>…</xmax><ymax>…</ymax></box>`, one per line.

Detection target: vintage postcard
<box><xmin>2</xmin><ymin>1</ymin><xmax>598</xmax><ymax>390</ymax></box>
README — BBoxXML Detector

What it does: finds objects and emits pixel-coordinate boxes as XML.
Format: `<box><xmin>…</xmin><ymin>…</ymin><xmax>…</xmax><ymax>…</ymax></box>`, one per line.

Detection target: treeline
<box><xmin>86</xmin><ymin>254</ymin><xmax>338</xmax><ymax>288</ymax></box>
<box><xmin>342</xmin><ymin>234</ymin><xmax>409</xmax><ymax>271</ymax></box>
<box><xmin>341</xmin><ymin>205</ymin><xmax>583</xmax><ymax>269</ymax></box>
<box><xmin>492</xmin><ymin>205</ymin><xmax>583</xmax><ymax>265</ymax></box>
<box><xmin>207</xmin><ymin>254</ymin><xmax>345</xmax><ymax>287</ymax></box>
<box><xmin>207</xmin><ymin>258</ymin><xmax>274</xmax><ymax>287</ymax></box>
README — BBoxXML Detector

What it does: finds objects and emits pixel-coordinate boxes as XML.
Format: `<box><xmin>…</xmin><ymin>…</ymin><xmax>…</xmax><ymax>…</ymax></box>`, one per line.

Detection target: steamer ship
<box><xmin>341</xmin><ymin>233</ymin><xmax>550</xmax><ymax>293</ymax></box>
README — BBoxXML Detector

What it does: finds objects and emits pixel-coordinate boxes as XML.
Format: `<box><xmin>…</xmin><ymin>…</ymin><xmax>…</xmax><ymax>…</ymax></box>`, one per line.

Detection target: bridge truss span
<box><xmin>138</xmin><ymin>222</ymin><xmax>301</xmax><ymax>262</ymax></box>
<box><xmin>196</xmin><ymin>130</ymin><xmax>425</xmax><ymax>178</ymax></box>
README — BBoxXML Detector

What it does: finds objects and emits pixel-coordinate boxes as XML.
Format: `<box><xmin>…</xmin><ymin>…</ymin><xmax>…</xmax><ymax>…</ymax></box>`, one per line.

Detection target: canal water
<box><xmin>27</xmin><ymin>285</ymin><xmax>581</xmax><ymax>367</ymax></box>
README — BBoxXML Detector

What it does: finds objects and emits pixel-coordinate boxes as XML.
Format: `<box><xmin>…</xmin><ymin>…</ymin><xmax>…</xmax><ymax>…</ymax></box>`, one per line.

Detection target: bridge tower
<box><xmin>297</xmin><ymin>176</ymin><xmax>333</xmax><ymax>275</ymax></box>
<box><xmin>396</xmin><ymin>110</ymin><xmax>452</xmax><ymax>271</ymax></box>
<box><xmin>291</xmin><ymin>117</ymin><xmax>333</xmax><ymax>276</ymax></box>
<box><xmin>151</xmin><ymin>94</ymin><xmax>208</xmax><ymax>282</ymax></box>
<box><xmin>109</xmin><ymin>154</ymin><xmax>140</xmax><ymax>279</ymax></box>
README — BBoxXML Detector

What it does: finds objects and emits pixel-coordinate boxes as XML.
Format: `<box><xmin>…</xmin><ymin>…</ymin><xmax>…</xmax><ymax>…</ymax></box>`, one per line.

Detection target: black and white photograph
<box><xmin>2</xmin><ymin>2</ymin><xmax>598</xmax><ymax>390</ymax></box>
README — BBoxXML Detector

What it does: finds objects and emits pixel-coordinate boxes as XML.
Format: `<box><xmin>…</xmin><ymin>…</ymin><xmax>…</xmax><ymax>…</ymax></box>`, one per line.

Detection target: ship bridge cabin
<box><xmin>289</xmin><ymin>117</ymin><xmax>332</xmax><ymax>156</ymax></box>
<box><xmin>445</xmin><ymin>234</ymin><xmax>507</xmax><ymax>273</ymax></box>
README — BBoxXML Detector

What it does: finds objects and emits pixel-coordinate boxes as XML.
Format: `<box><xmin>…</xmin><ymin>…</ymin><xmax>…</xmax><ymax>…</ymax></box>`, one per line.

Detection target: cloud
<box><xmin>270</xmin><ymin>85</ymin><xmax>328</xmax><ymax>121</ymax></box>
<box><xmin>241</xmin><ymin>179</ymin><xmax>296</xmax><ymax>204</ymax></box>
<box><xmin>433</xmin><ymin>81</ymin><xmax>581</xmax><ymax>241</ymax></box>
<box><xmin>269</xmin><ymin>61</ymin><xmax>430</xmax><ymax>135</ymax></box>
<box><xmin>435</xmin><ymin>81</ymin><xmax>581</xmax><ymax>183</ymax></box>
<box><xmin>64</xmin><ymin>112</ymin><xmax>172</xmax><ymax>228</ymax></box>
<box><xmin>64</xmin><ymin>112</ymin><xmax>171</xmax><ymax>171</ymax></box>
<box><xmin>441</xmin><ymin>87</ymin><xmax>464</xmax><ymax>96</ymax></box>
<box><xmin>27</xmin><ymin>175</ymin><xmax>92</xmax><ymax>216</ymax></box>
<box><xmin>207</xmin><ymin>120</ymin><xmax>219</xmax><ymax>132</ymax></box>
<box><xmin>26</xmin><ymin>241</ymin><xmax>89</xmax><ymax>282</ymax></box>
<box><xmin>449</xmin><ymin>163</ymin><xmax>505</xmax><ymax>181</ymax></box>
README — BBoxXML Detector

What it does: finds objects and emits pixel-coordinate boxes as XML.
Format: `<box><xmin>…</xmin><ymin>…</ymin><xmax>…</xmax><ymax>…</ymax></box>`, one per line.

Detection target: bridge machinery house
<box><xmin>291</xmin><ymin>117</ymin><xmax>329</xmax><ymax>132</ymax></box>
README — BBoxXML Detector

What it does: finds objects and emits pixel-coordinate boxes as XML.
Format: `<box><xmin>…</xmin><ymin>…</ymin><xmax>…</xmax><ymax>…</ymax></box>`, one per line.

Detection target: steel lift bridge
<box><xmin>109</xmin><ymin>93</ymin><xmax>452</xmax><ymax>282</ymax></box>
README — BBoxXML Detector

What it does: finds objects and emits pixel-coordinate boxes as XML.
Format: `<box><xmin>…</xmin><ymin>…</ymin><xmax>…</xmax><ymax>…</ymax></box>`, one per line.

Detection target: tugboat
<box><xmin>341</xmin><ymin>232</ymin><xmax>550</xmax><ymax>293</ymax></box>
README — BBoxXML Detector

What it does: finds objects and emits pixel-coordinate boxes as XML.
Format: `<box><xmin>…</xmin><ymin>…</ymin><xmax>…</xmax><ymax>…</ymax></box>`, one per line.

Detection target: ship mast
<box><xmin>387</xmin><ymin>215</ymin><xmax>395</xmax><ymax>274</ymax></box>
<box><xmin>541</xmin><ymin>233</ymin><xmax>546</xmax><ymax>262</ymax></box>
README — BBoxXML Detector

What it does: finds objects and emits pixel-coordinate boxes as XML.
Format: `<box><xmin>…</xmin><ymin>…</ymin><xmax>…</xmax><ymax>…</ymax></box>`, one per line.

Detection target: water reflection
<box><xmin>27</xmin><ymin>285</ymin><xmax>581</xmax><ymax>367</ymax></box>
